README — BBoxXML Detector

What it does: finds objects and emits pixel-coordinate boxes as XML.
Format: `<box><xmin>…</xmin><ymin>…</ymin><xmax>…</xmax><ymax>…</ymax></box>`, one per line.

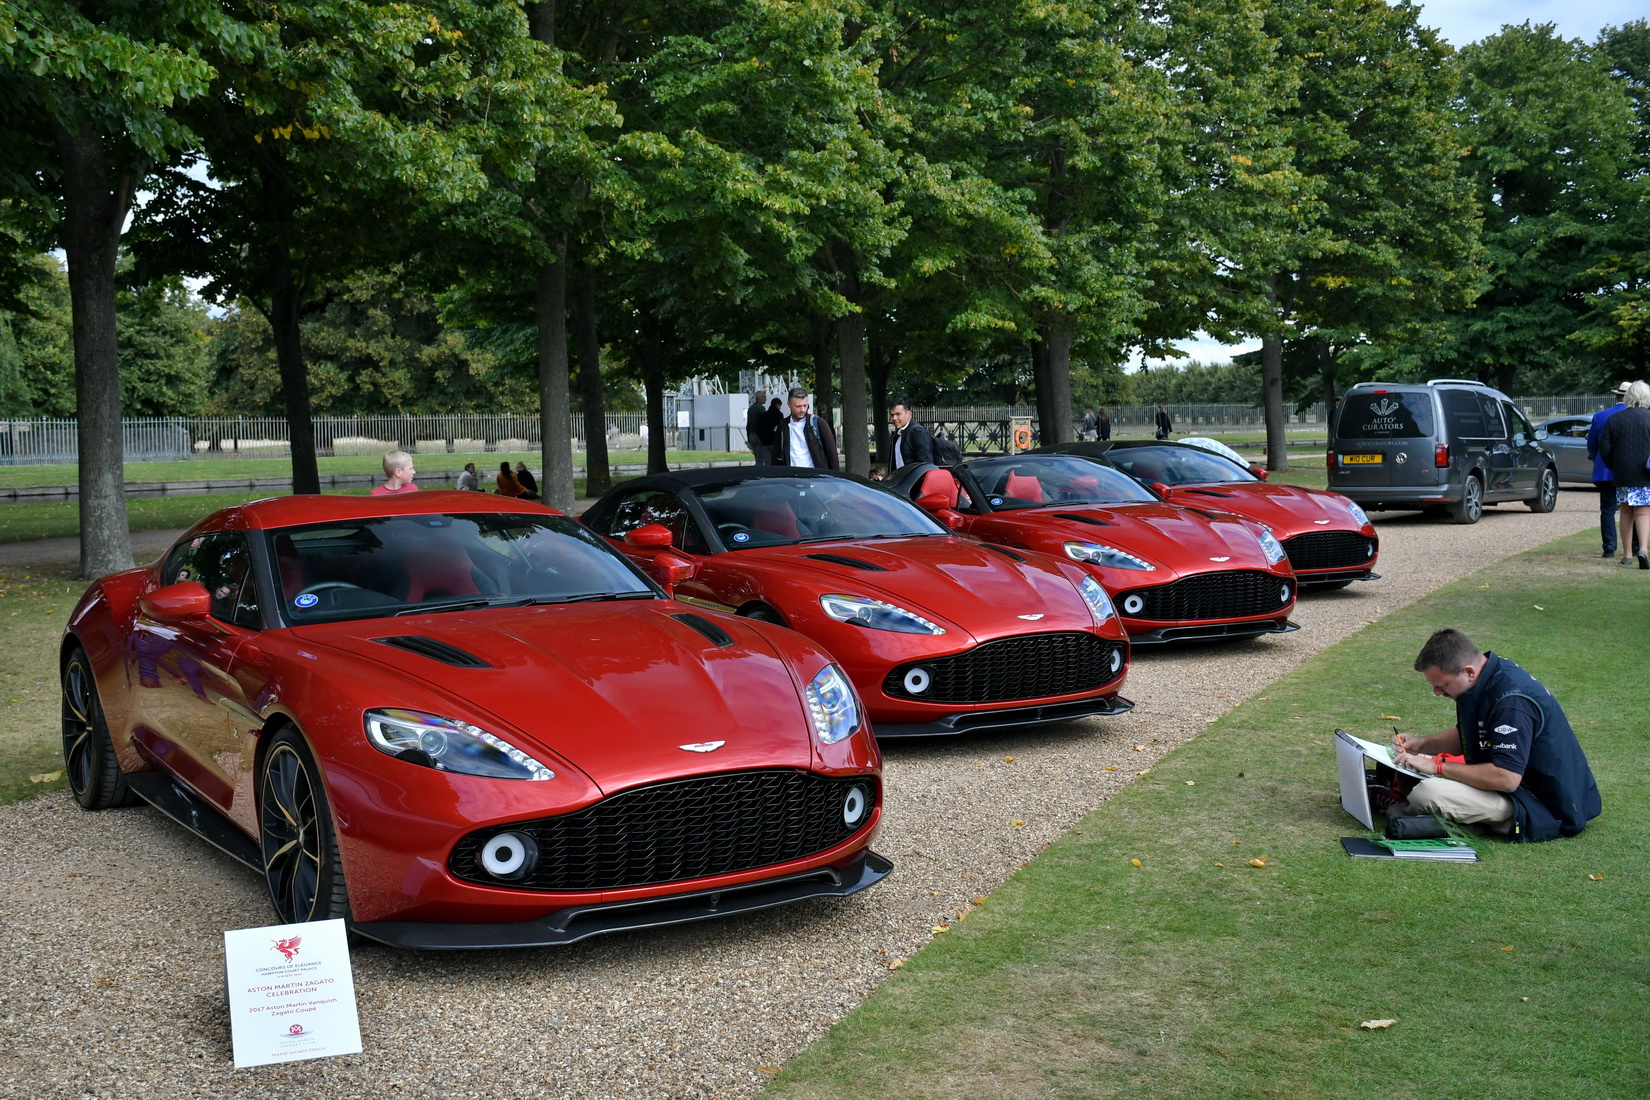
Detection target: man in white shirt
<box><xmin>775</xmin><ymin>388</ymin><xmax>840</xmax><ymax>470</ymax></box>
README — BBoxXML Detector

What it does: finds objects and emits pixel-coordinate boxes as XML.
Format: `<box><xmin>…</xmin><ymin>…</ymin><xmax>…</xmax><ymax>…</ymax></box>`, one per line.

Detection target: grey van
<box><xmin>1328</xmin><ymin>379</ymin><xmax>1559</xmax><ymax>524</ymax></box>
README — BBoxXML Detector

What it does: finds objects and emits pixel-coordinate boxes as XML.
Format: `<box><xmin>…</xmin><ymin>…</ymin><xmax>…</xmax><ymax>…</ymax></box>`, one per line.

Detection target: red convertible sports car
<box><xmin>891</xmin><ymin>454</ymin><xmax>1299</xmax><ymax>644</ymax></box>
<box><xmin>62</xmin><ymin>493</ymin><xmax>889</xmax><ymax>948</ymax></box>
<box><xmin>1037</xmin><ymin>440</ymin><xmax>1380</xmax><ymax>588</ymax></box>
<box><xmin>581</xmin><ymin>468</ymin><xmax>1132</xmax><ymax>738</ymax></box>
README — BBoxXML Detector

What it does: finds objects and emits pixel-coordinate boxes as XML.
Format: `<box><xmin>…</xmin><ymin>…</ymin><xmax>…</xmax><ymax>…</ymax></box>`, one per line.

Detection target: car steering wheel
<box><xmin>296</xmin><ymin>581</ymin><xmax>364</xmax><ymax>597</ymax></box>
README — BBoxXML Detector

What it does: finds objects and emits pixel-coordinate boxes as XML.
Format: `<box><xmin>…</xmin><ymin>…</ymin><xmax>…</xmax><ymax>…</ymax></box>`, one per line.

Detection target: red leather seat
<box><xmin>1004</xmin><ymin>471</ymin><xmax>1044</xmax><ymax>502</ymax></box>
<box><xmin>916</xmin><ymin>468</ymin><xmax>960</xmax><ymax>508</ymax></box>
<box><xmin>403</xmin><ymin>553</ymin><xmax>481</xmax><ymax>602</ymax></box>
<box><xmin>750</xmin><ymin>502</ymin><xmax>800</xmax><ymax>538</ymax></box>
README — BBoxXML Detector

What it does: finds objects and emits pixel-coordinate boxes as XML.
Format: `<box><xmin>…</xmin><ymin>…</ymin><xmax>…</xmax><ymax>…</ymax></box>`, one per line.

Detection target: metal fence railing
<box><xmin>0</xmin><ymin>396</ymin><xmax>1616</xmax><ymax>466</ymax></box>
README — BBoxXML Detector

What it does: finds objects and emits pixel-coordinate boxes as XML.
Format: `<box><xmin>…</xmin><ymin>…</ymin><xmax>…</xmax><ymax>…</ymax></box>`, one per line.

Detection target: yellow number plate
<box><xmin>1342</xmin><ymin>453</ymin><xmax>1383</xmax><ymax>465</ymax></box>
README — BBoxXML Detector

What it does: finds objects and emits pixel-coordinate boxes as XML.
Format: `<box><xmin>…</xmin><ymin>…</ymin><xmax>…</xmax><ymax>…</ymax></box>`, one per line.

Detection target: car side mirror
<box><xmin>624</xmin><ymin>523</ymin><xmax>675</xmax><ymax>549</ymax></box>
<box><xmin>933</xmin><ymin>508</ymin><xmax>965</xmax><ymax>529</ymax></box>
<box><xmin>1251</xmin><ymin>466</ymin><xmax>1269</xmax><ymax>480</ymax></box>
<box><xmin>647</xmin><ymin>552</ymin><xmax>695</xmax><ymax>592</ymax></box>
<box><xmin>1150</xmin><ymin>482</ymin><xmax>1170</xmax><ymax>497</ymax></box>
<box><xmin>915</xmin><ymin>490</ymin><xmax>952</xmax><ymax>512</ymax></box>
<box><xmin>141</xmin><ymin>581</ymin><xmax>211</xmax><ymax>622</ymax></box>
<box><xmin>1533</xmin><ymin>428</ymin><xmax>1549</xmax><ymax>442</ymax></box>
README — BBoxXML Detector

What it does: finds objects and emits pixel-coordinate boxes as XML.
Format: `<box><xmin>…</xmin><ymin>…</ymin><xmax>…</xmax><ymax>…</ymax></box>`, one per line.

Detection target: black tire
<box><xmin>1528</xmin><ymin>467</ymin><xmax>1558</xmax><ymax>513</ymax></box>
<box><xmin>61</xmin><ymin>646</ymin><xmax>140</xmax><ymax>810</ymax></box>
<box><xmin>1451</xmin><ymin>474</ymin><xmax>1483</xmax><ymax>525</ymax></box>
<box><xmin>740</xmin><ymin>605</ymin><xmax>786</xmax><ymax>627</ymax></box>
<box><xmin>258</xmin><ymin>729</ymin><xmax>350</xmax><ymax>925</ymax></box>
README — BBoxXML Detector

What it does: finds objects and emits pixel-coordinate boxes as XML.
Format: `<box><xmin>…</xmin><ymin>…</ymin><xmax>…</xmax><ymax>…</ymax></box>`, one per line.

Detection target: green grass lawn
<box><xmin>0</xmin><ymin>449</ymin><xmax>743</xmax><ymax>490</ymax></box>
<box><xmin>770</xmin><ymin>529</ymin><xmax>1648</xmax><ymax>1100</ymax></box>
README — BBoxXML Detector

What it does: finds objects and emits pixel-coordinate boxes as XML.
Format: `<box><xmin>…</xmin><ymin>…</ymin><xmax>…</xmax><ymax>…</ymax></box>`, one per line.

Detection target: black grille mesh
<box><xmin>1121</xmin><ymin>570</ymin><xmax>1290</xmax><ymax>621</ymax></box>
<box><xmin>450</xmin><ymin>771</ymin><xmax>874</xmax><ymax>892</ymax></box>
<box><xmin>882</xmin><ymin>632</ymin><xmax>1123</xmax><ymax>704</ymax></box>
<box><xmin>1281</xmin><ymin>531</ymin><xmax>1376</xmax><ymax>571</ymax></box>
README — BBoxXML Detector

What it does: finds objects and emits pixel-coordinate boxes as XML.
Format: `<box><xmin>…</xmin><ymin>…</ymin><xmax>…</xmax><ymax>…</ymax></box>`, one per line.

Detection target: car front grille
<box><xmin>1119</xmin><ymin>570</ymin><xmax>1290</xmax><ymax>621</ymax></box>
<box><xmin>1282</xmin><ymin>530</ymin><xmax>1376</xmax><ymax>571</ymax></box>
<box><xmin>881</xmin><ymin>632</ymin><xmax>1124</xmax><ymax>704</ymax></box>
<box><xmin>450</xmin><ymin>771</ymin><xmax>875</xmax><ymax>892</ymax></box>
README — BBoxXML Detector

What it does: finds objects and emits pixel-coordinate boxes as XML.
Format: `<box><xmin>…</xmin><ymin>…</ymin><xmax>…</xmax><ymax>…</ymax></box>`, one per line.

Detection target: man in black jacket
<box><xmin>889</xmin><ymin>398</ymin><xmax>935</xmax><ymax>470</ymax></box>
<box><xmin>1389</xmin><ymin>628</ymin><xmax>1601</xmax><ymax>842</ymax></box>
<box><xmin>744</xmin><ymin>390</ymin><xmax>768</xmax><ymax>461</ymax></box>
<box><xmin>772</xmin><ymin>388</ymin><xmax>840</xmax><ymax>470</ymax></box>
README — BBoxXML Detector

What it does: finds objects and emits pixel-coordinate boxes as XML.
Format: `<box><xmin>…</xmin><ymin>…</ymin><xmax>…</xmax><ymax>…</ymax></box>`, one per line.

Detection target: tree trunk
<box><xmin>1032</xmin><ymin>339</ymin><xmax>1054</xmax><ymax>446</ymax></box>
<box><xmin>837</xmin><ymin>310</ymin><xmax>868</xmax><ymax>476</ymax></box>
<box><xmin>1040</xmin><ymin>318</ymin><xmax>1076</xmax><ymax>445</ymax></box>
<box><xmin>574</xmin><ymin>261</ymin><xmax>610</xmax><ymax>498</ymax></box>
<box><xmin>868</xmin><ymin>339</ymin><xmax>892</xmax><ymax>464</ymax></box>
<box><xmin>1260</xmin><ymin>277</ymin><xmax>1289</xmax><ymax>471</ymax></box>
<box><xmin>811</xmin><ymin>315</ymin><xmax>834</xmax><ymax>430</ymax></box>
<box><xmin>642</xmin><ymin>308</ymin><xmax>667</xmax><ymax>475</ymax></box>
<box><xmin>536</xmin><ymin>242</ymin><xmax>574</xmax><ymax>512</ymax></box>
<box><xmin>55</xmin><ymin>117</ymin><xmax>133</xmax><ymax>578</ymax></box>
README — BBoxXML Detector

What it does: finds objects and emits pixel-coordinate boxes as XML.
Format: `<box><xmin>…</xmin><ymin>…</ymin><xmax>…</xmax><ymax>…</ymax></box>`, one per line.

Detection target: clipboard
<box><xmin>1335</xmin><ymin>728</ymin><xmax>1425</xmax><ymax>830</ymax></box>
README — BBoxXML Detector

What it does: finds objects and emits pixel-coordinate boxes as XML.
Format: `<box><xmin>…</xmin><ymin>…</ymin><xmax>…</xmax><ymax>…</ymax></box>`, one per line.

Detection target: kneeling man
<box><xmin>1390</xmin><ymin>628</ymin><xmax>1601</xmax><ymax>842</ymax></box>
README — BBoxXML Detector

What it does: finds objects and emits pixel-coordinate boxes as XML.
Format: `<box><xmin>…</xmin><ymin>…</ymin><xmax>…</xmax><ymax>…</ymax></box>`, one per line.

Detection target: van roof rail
<box><xmin>1425</xmin><ymin>378</ymin><xmax>1484</xmax><ymax>387</ymax></box>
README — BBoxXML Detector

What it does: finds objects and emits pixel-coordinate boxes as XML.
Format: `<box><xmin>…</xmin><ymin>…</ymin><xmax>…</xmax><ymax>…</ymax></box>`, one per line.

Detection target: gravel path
<box><xmin>0</xmin><ymin>491</ymin><xmax>1600</xmax><ymax>1100</ymax></box>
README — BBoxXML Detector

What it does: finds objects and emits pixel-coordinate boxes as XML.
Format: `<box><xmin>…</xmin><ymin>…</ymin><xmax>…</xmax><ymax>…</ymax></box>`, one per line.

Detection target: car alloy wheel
<box><xmin>1452</xmin><ymin>474</ymin><xmax>1483</xmax><ymax>525</ymax></box>
<box><xmin>60</xmin><ymin>646</ymin><xmax>140</xmax><ymax>811</ymax></box>
<box><xmin>1529</xmin><ymin>468</ymin><xmax>1558</xmax><ymax>514</ymax></box>
<box><xmin>259</xmin><ymin>730</ymin><xmax>350</xmax><ymax>924</ymax></box>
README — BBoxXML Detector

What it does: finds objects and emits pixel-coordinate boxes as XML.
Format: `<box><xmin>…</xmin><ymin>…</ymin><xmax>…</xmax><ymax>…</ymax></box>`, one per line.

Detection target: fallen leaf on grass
<box><xmin>1589</xmin><ymin>872</ymin><xmax>1605</xmax><ymax>881</ymax></box>
<box><xmin>1520</xmin><ymin>996</ymin><xmax>1529</xmax><ymax>1002</ymax></box>
<box><xmin>757</xmin><ymin>1066</ymin><xmax>783</xmax><ymax>1076</ymax></box>
<box><xmin>29</xmin><ymin>771</ymin><xmax>62</xmax><ymax>784</ymax></box>
<box><xmin>931</xmin><ymin>924</ymin><xmax>949</xmax><ymax>934</ymax></box>
<box><xmin>1360</xmin><ymin>1019</ymin><xmax>1397</xmax><ymax>1030</ymax></box>
<box><xmin>1214</xmin><ymin>862</ymin><xmax>1225</xmax><ymax>868</ymax></box>
<box><xmin>1532</xmin><ymin>605</ymin><xmax>1544</xmax><ymax>611</ymax></box>
<box><xmin>1382</xmin><ymin>715</ymin><xmax>1403</xmax><ymax>721</ymax></box>
<box><xmin>1249</xmin><ymin>858</ymin><xmax>1269</xmax><ymax>868</ymax></box>
<box><xmin>971</xmin><ymin>897</ymin><xmax>986</xmax><ymax>906</ymax></box>
<box><xmin>889</xmin><ymin>957</ymin><xmax>906</xmax><ymax>970</ymax></box>
<box><xmin>1130</xmin><ymin>858</ymin><xmax>1142</xmax><ymax>867</ymax></box>
<box><xmin>1184</xmin><ymin>781</ymin><xmax>1195</xmax><ymax>786</ymax></box>
<box><xmin>1500</xmin><ymin>945</ymin><xmax>1514</xmax><ymax>952</ymax></box>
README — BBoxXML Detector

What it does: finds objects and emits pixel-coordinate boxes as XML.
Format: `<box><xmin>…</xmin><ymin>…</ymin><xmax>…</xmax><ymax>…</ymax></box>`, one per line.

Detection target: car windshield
<box><xmin>1337</xmin><ymin>392</ymin><xmax>1435</xmax><ymax>439</ymax></box>
<box><xmin>1107</xmin><ymin>444</ymin><xmax>1257</xmax><ymax>486</ymax></box>
<box><xmin>964</xmin><ymin>455</ymin><xmax>1157</xmax><ymax>509</ymax></box>
<box><xmin>272</xmin><ymin>513</ymin><xmax>655</xmax><ymax>622</ymax></box>
<box><xmin>692</xmin><ymin>476</ymin><xmax>946</xmax><ymax>547</ymax></box>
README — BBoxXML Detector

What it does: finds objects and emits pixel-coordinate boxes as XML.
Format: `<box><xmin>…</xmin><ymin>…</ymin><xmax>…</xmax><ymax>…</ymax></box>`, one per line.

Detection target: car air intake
<box><xmin>449</xmin><ymin>771</ymin><xmax>876</xmax><ymax>891</ymax></box>
<box><xmin>882</xmin><ymin>632</ymin><xmax>1124</xmax><ymax>704</ymax></box>
<box><xmin>372</xmin><ymin>635</ymin><xmax>493</xmax><ymax>668</ymax></box>
<box><xmin>1116</xmin><ymin>570</ymin><xmax>1290</xmax><ymax>621</ymax></box>
<box><xmin>671</xmin><ymin>613</ymin><xmax>734</xmax><ymax>648</ymax></box>
<box><xmin>1281</xmin><ymin>531</ymin><xmax>1377</xmax><ymax>570</ymax></box>
<box><xmin>1050</xmin><ymin>512</ymin><xmax>1115</xmax><ymax>527</ymax></box>
<box><xmin>803</xmin><ymin>553</ymin><xmax>889</xmax><ymax>571</ymax></box>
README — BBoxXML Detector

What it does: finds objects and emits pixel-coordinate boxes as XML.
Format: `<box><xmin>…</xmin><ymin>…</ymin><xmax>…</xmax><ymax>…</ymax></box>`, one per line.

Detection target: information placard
<box><xmin>224</xmin><ymin>918</ymin><xmax>363</xmax><ymax>1068</ymax></box>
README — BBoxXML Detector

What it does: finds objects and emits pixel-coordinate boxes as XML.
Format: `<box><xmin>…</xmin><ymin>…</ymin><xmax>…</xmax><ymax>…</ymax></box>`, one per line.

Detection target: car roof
<box><xmin>183</xmin><ymin>491</ymin><xmax>565</xmax><ymax>534</ymax></box>
<box><xmin>603</xmin><ymin>466</ymin><xmax>876</xmax><ymax>492</ymax></box>
<box><xmin>1345</xmin><ymin>379</ymin><xmax>1512</xmax><ymax>398</ymax></box>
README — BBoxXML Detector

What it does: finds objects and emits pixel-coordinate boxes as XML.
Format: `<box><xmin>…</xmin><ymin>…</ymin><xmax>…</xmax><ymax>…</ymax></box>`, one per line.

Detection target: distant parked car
<box><xmin>1537</xmin><ymin>415</ymin><xmax>1597</xmax><ymax>484</ymax></box>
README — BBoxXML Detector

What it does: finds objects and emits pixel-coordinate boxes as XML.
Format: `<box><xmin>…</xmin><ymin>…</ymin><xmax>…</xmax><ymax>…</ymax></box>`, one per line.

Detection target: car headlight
<box><xmin>819</xmin><ymin>593</ymin><xmax>945</xmax><ymax>635</ymax></box>
<box><xmin>1256</xmin><ymin>529</ymin><xmax>1288</xmax><ymax>565</ymax></box>
<box><xmin>1064</xmin><ymin>541</ymin><xmax>1156</xmax><ymax>571</ymax></box>
<box><xmin>364</xmin><ymin>708</ymin><xmax>554</xmax><ymax>781</ymax></box>
<box><xmin>1077</xmin><ymin>575</ymin><xmax>1116</xmax><ymax>625</ymax></box>
<box><xmin>1345</xmin><ymin>500</ymin><xmax>1370</xmax><ymax>526</ymax></box>
<box><xmin>805</xmin><ymin>664</ymin><xmax>861</xmax><ymax>745</ymax></box>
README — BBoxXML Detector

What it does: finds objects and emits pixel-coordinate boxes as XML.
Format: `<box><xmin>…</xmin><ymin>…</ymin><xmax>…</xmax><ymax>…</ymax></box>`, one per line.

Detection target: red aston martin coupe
<box><xmin>61</xmin><ymin>493</ymin><xmax>889</xmax><ymax>948</ymax></box>
<box><xmin>1037</xmin><ymin>440</ymin><xmax>1379</xmax><ymax>588</ymax></box>
<box><xmin>581</xmin><ymin>469</ymin><xmax>1132</xmax><ymax>737</ymax></box>
<box><xmin>895</xmin><ymin>454</ymin><xmax>1299</xmax><ymax>644</ymax></box>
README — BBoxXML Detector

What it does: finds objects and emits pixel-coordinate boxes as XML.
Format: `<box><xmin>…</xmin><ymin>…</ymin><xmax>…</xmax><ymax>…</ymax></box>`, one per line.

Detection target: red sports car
<box><xmin>1037</xmin><ymin>440</ymin><xmax>1379</xmax><ymax>588</ymax></box>
<box><xmin>581</xmin><ymin>469</ymin><xmax>1132</xmax><ymax>738</ymax></box>
<box><xmin>61</xmin><ymin>493</ymin><xmax>888</xmax><ymax>948</ymax></box>
<box><xmin>894</xmin><ymin>454</ymin><xmax>1299</xmax><ymax>644</ymax></box>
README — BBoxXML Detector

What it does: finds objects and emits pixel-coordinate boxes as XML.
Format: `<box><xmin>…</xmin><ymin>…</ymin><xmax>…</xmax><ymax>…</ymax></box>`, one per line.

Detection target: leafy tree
<box><xmin>0</xmin><ymin>253</ymin><xmax>73</xmax><ymax>418</ymax></box>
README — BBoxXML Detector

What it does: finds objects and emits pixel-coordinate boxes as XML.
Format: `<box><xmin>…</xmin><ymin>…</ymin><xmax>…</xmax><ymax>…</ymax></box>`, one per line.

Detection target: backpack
<box><xmin>932</xmin><ymin>430</ymin><xmax>963</xmax><ymax>466</ymax></box>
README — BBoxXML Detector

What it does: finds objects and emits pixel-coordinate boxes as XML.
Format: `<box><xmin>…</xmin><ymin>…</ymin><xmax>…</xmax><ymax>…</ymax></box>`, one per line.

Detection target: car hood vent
<box><xmin>1184</xmin><ymin>488</ymin><xmax>1237</xmax><ymax>498</ymax></box>
<box><xmin>1051</xmin><ymin>512</ymin><xmax>1115</xmax><ymax>527</ymax></box>
<box><xmin>803</xmin><ymin>553</ymin><xmax>889</xmax><ymax>571</ymax></box>
<box><xmin>981</xmin><ymin>543</ymin><xmax>1027</xmax><ymax>562</ymax></box>
<box><xmin>372</xmin><ymin>635</ymin><xmax>494</xmax><ymax>668</ymax></box>
<box><xmin>672</xmin><ymin>612</ymin><xmax>734</xmax><ymax>648</ymax></box>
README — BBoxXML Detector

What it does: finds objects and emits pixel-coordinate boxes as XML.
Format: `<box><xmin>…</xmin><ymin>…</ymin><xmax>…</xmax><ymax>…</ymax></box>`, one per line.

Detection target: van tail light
<box><xmin>1434</xmin><ymin>444</ymin><xmax>1450</xmax><ymax>468</ymax></box>
<box><xmin>1326</xmin><ymin>449</ymin><xmax>1335</xmax><ymax>471</ymax></box>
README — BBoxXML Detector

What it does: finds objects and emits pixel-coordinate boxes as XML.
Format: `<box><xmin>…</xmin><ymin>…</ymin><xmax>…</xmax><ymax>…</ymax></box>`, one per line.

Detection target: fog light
<box><xmin>903</xmin><ymin>667</ymin><xmax>932</xmax><ymax>694</ymax></box>
<box><xmin>1122</xmin><ymin>594</ymin><xmax>1145</xmax><ymax>615</ymax></box>
<box><xmin>479</xmin><ymin>831</ymin><xmax>539</xmax><ymax>880</ymax></box>
<box><xmin>1279</xmin><ymin>583</ymin><xmax>1291</xmax><ymax>604</ymax></box>
<box><xmin>843</xmin><ymin>785</ymin><xmax>868</xmax><ymax>827</ymax></box>
<box><xmin>1110</xmin><ymin>648</ymin><xmax>1124</xmax><ymax>674</ymax></box>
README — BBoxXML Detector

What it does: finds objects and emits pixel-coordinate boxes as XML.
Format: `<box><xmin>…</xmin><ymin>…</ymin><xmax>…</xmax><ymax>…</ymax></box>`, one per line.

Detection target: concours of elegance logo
<box><xmin>271</xmin><ymin>936</ymin><xmax>302</xmax><ymax>962</ymax></box>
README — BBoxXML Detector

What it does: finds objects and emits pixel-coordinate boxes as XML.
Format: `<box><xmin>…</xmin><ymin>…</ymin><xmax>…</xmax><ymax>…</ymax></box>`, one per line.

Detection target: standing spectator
<box><xmin>372</xmin><ymin>449</ymin><xmax>419</xmax><ymax>495</ymax></box>
<box><xmin>1154</xmin><ymin>404</ymin><xmax>1174</xmax><ymax>440</ymax></box>
<box><xmin>1600</xmin><ymin>379</ymin><xmax>1650</xmax><ymax>569</ymax></box>
<box><xmin>772</xmin><ymin>388</ymin><xmax>840</xmax><ymax>470</ymax></box>
<box><xmin>757</xmin><ymin>396</ymin><xmax>785</xmax><ymax>463</ymax></box>
<box><xmin>496</xmin><ymin>460</ymin><xmax>527</xmax><ymax>498</ymax></box>
<box><xmin>1080</xmin><ymin>407</ymin><xmax>1098</xmax><ymax>441</ymax></box>
<box><xmin>1097</xmin><ymin>407</ymin><xmax>1112</xmax><ymax>441</ymax></box>
<box><xmin>889</xmin><ymin>398</ymin><xmax>935</xmax><ymax>469</ymax></box>
<box><xmin>1586</xmin><ymin>381</ymin><xmax>1630</xmax><ymax>558</ymax></box>
<box><xmin>515</xmin><ymin>461</ymin><xmax>540</xmax><ymax>499</ymax></box>
<box><xmin>745</xmin><ymin>390</ymin><xmax>768</xmax><ymax>461</ymax></box>
<box><xmin>455</xmin><ymin>462</ymin><xmax>480</xmax><ymax>491</ymax></box>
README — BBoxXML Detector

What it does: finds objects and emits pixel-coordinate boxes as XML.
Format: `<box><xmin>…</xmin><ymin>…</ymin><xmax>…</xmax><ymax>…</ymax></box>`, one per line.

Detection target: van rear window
<box><xmin>1337</xmin><ymin>393</ymin><xmax>1434</xmax><ymax>439</ymax></box>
